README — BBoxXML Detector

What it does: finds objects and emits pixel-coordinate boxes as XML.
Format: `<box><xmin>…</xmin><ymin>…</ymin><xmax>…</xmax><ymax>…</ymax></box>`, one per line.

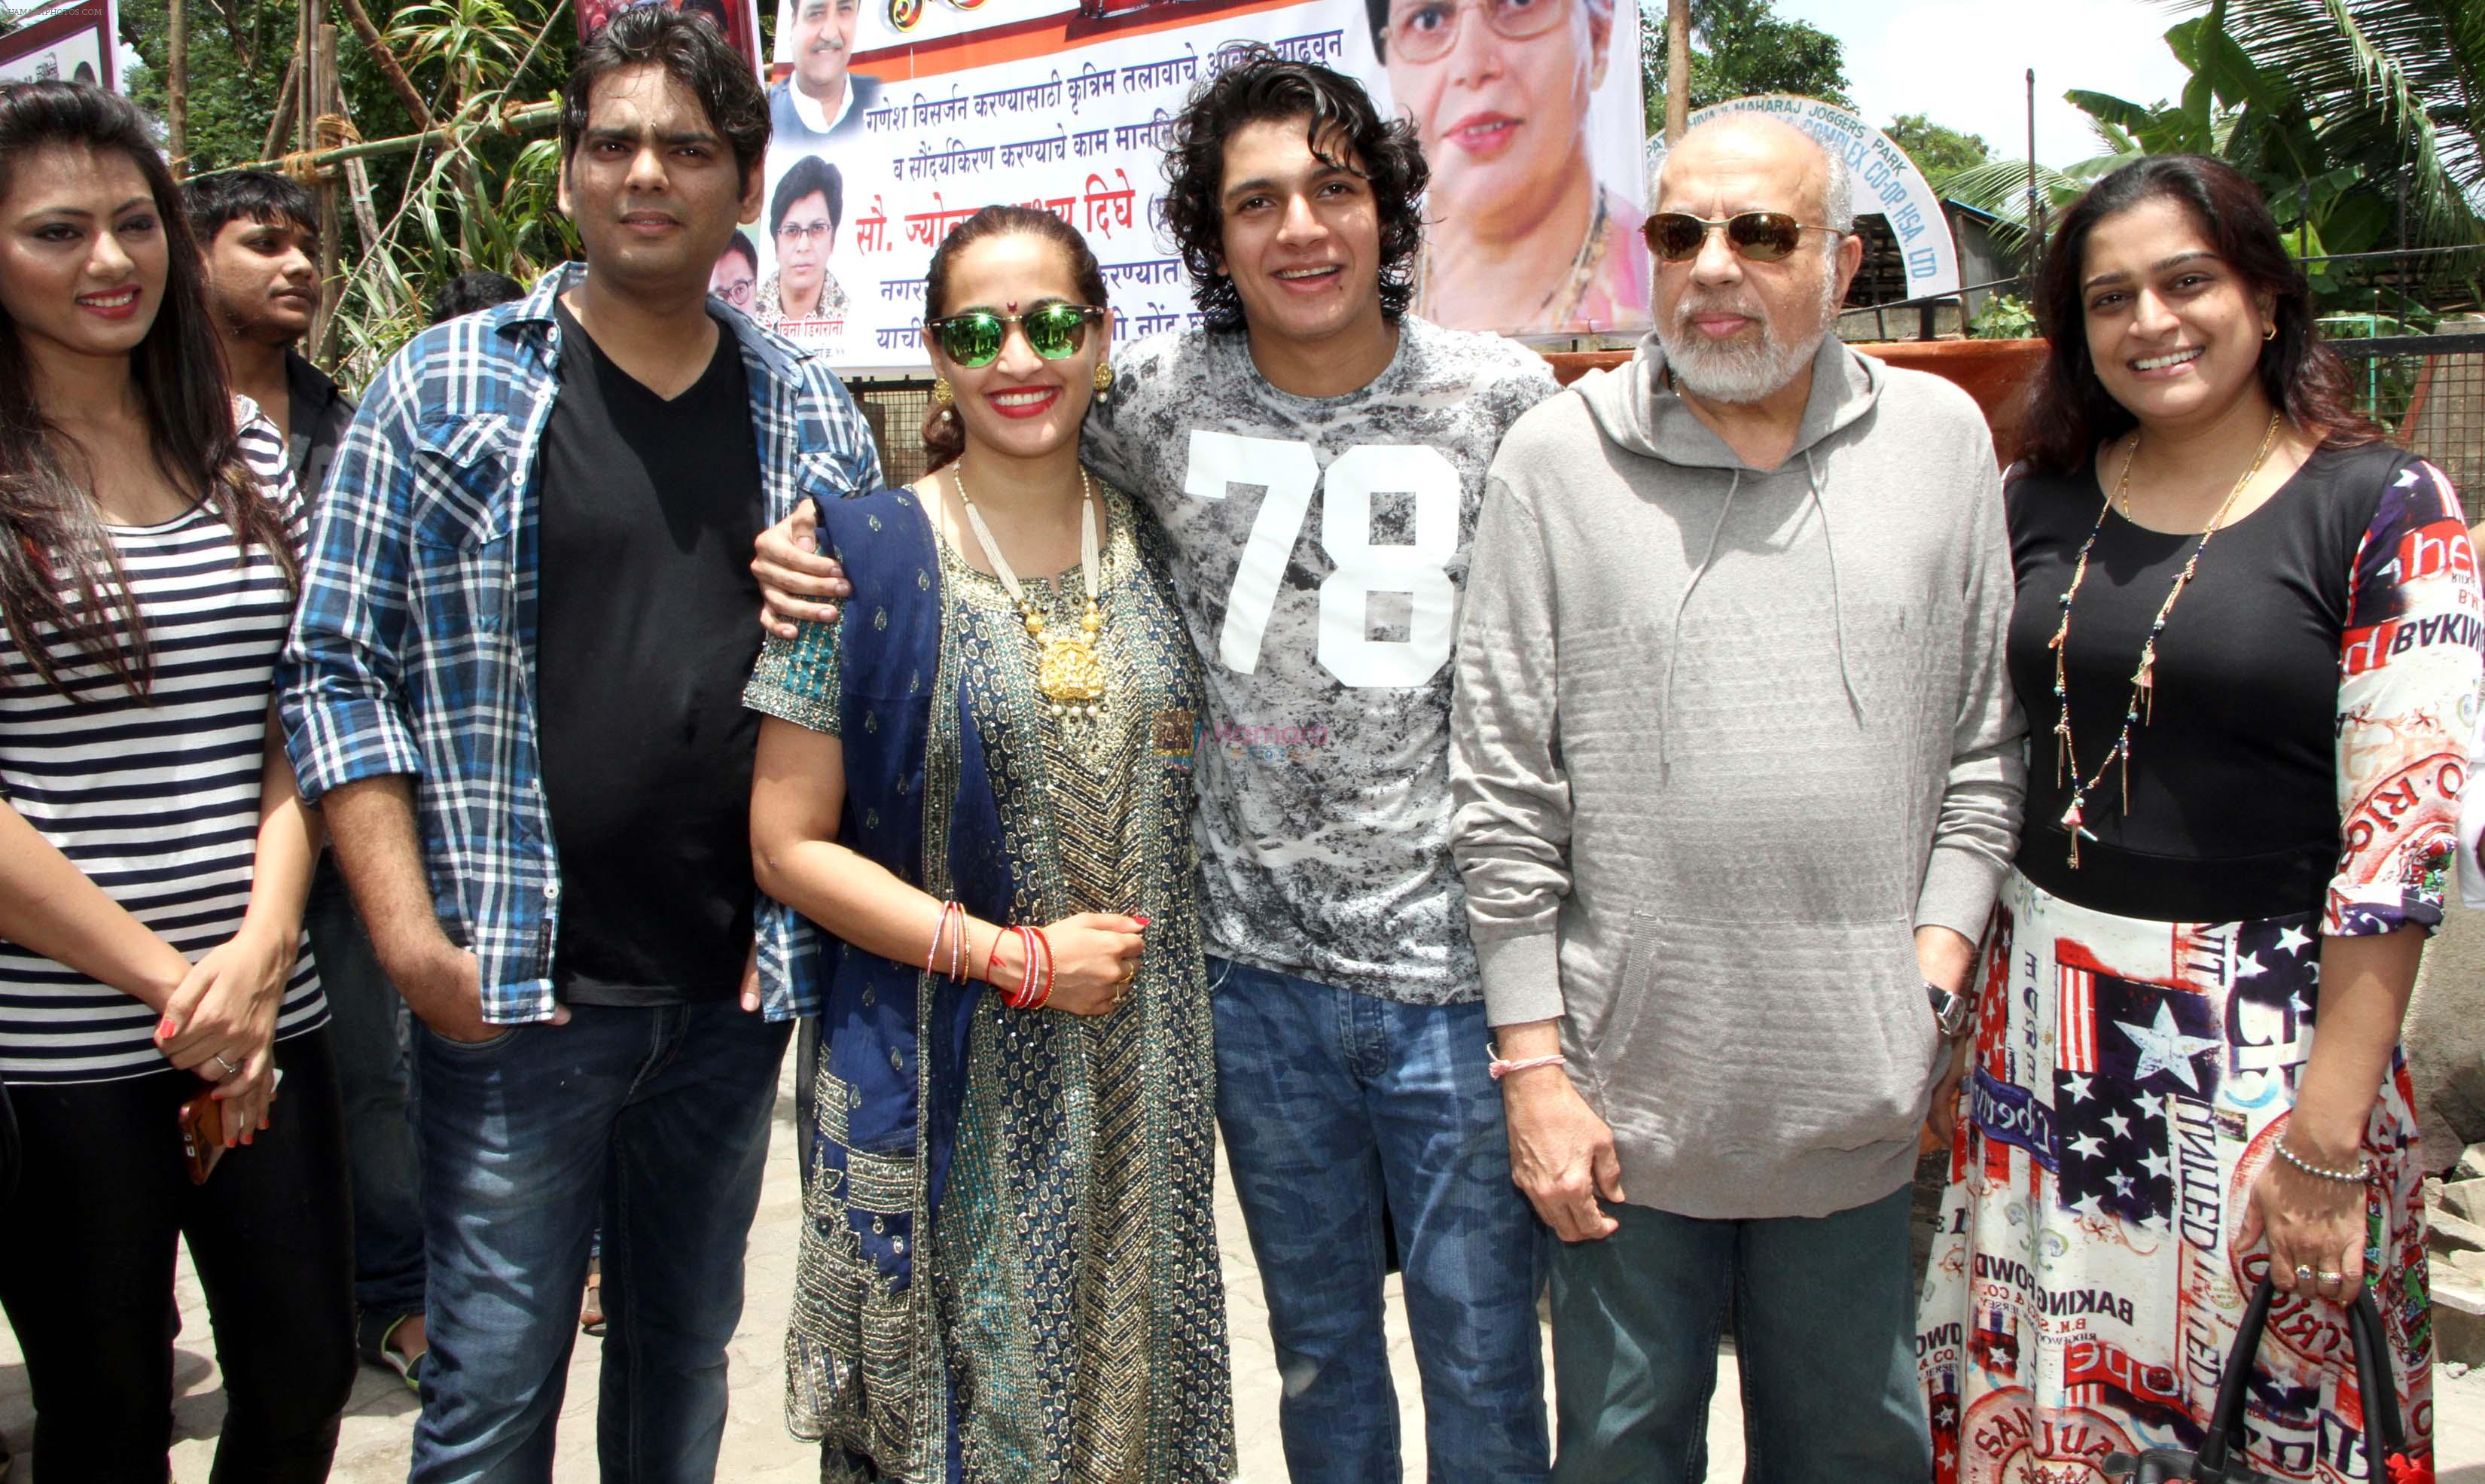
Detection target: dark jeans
<box><xmin>1546</xmin><ymin>1184</ymin><xmax>1931</xmax><ymax>1484</ymax></box>
<box><xmin>0</xmin><ymin>1030</ymin><xmax>355</xmax><ymax>1484</ymax></box>
<box><xmin>410</xmin><ymin>1000</ymin><xmax>791</xmax><ymax>1484</ymax></box>
<box><xmin>1208</xmin><ymin>958</ymin><xmax>1550</xmax><ymax>1484</ymax></box>
<box><xmin>305</xmin><ymin>859</ymin><xmax>427</xmax><ymax>1318</ymax></box>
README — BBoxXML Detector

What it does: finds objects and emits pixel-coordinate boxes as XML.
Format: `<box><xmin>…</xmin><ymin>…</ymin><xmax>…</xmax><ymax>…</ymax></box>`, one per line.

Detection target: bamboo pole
<box><xmin>261</xmin><ymin>50</ymin><xmax>300</xmax><ymax>161</ymax></box>
<box><xmin>217</xmin><ymin>101</ymin><xmax>561</xmax><ymax>178</ymax></box>
<box><xmin>315</xmin><ymin>23</ymin><xmax>344</xmax><ymax>361</ymax></box>
<box><xmin>166</xmin><ymin>0</ymin><xmax>188</xmax><ymax>172</ymax></box>
<box><xmin>1663</xmin><ymin>0</ymin><xmax>1689</xmax><ymax>145</ymax></box>
<box><xmin>332</xmin><ymin>0</ymin><xmax>436</xmax><ymax>130</ymax></box>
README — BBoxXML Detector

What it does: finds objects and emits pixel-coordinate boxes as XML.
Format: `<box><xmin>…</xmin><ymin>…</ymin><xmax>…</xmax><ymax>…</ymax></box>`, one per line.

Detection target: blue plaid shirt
<box><xmin>279</xmin><ymin>265</ymin><xmax>880</xmax><ymax>1024</ymax></box>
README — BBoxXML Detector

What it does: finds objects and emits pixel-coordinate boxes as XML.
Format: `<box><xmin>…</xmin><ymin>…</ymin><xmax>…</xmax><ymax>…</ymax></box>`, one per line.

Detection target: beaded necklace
<box><xmin>2048</xmin><ymin>410</ymin><xmax>2282</xmax><ymax>867</ymax></box>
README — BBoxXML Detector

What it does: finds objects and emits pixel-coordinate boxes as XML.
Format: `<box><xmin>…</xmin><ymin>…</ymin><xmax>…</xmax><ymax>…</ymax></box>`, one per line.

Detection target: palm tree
<box><xmin>1944</xmin><ymin>0</ymin><xmax>2479</xmax><ymax>285</ymax></box>
<box><xmin>2194</xmin><ymin>0</ymin><xmax>2483</xmax><ymax>230</ymax></box>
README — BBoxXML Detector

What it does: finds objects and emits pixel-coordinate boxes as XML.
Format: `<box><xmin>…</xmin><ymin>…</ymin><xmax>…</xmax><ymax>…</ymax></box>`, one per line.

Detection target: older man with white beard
<box><xmin>1448</xmin><ymin>114</ymin><xmax>2025</xmax><ymax>1482</ymax></box>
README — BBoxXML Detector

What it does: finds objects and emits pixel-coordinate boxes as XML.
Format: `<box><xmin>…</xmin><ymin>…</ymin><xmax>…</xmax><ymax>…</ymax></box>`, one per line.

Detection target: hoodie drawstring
<box><xmin>1804</xmin><ymin>446</ymin><xmax>1864</xmax><ymax>724</ymax></box>
<box><xmin>1657</xmin><ymin>466</ymin><xmax>1743</xmax><ymax>783</ymax></box>
<box><xmin>1658</xmin><ymin>456</ymin><xmax>1864</xmax><ymax>785</ymax></box>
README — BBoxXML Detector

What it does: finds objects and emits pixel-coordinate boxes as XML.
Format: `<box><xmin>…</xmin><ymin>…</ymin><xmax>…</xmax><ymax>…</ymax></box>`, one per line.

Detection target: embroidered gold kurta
<box><xmin>749</xmin><ymin>484</ymin><xmax>1233</xmax><ymax>1484</ymax></box>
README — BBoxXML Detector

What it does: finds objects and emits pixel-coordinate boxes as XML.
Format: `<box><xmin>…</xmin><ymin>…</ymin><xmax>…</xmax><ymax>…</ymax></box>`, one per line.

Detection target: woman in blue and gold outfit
<box><xmin>745</xmin><ymin>205</ymin><xmax>1233</xmax><ymax>1483</ymax></box>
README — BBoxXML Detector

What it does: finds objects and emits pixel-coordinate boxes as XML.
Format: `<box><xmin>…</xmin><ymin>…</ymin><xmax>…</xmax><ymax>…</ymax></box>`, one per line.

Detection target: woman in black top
<box><xmin>1916</xmin><ymin>155</ymin><xmax>2471</xmax><ymax>1481</ymax></box>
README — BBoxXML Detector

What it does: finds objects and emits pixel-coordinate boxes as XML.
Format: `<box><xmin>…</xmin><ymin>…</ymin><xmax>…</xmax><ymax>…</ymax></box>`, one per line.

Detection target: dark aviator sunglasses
<box><xmin>1642</xmin><ymin>212</ymin><xmax>1845</xmax><ymax>264</ymax></box>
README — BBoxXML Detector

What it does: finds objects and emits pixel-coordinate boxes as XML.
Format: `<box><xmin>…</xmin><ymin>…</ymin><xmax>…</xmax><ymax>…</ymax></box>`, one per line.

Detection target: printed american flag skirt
<box><xmin>1915</xmin><ymin>868</ymin><xmax>2435</xmax><ymax>1484</ymax></box>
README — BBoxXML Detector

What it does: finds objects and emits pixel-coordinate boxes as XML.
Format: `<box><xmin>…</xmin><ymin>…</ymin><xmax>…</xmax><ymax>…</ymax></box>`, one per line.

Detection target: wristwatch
<box><xmin>1925</xmin><ymin>980</ymin><xmax>1973</xmax><ymax>1041</ymax></box>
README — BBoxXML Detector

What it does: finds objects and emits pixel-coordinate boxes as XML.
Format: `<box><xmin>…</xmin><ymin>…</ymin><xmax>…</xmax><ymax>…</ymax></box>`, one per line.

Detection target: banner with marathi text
<box><xmin>742</xmin><ymin>0</ymin><xmax>1648</xmax><ymax>371</ymax></box>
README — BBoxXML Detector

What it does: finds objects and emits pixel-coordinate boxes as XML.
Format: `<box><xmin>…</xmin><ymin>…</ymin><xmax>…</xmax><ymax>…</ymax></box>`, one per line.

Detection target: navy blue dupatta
<box><xmin>785</xmin><ymin>486</ymin><xmax>1018</xmax><ymax>1481</ymax></box>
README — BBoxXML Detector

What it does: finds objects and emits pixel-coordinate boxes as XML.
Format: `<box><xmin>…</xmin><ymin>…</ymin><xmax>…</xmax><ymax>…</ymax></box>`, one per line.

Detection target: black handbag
<box><xmin>2102</xmin><ymin>1275</ymin><xmax>2431</xmax><ymax>1483</ymax></box>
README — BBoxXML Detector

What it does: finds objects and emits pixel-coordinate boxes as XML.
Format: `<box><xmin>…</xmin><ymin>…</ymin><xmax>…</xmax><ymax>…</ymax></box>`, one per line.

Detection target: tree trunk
<box><xmin>1665</xmin><ymin>0</ymin><xmax>1691</xmax><ymax>145</ymax></box>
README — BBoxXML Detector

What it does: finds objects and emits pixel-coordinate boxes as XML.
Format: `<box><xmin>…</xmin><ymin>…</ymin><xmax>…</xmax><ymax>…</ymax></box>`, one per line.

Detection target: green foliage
<box><xmin>1968</xmin><ymin>293</ymin><xmax>2038</xmax><ymax>339</ymax></box>
<box><xmin>1886</xmin><ymin>112</ymin><xmax>1994</xmax><ymax>192</ymax></box>
<box><xmin>1943</xmin><ymin>0</ymin><xmax>2483</xmax><ymax>306</ymax></box>
<box><xmin>114</xmin><ymin>0</ymin><xmax>581</xmax><ymax>383</ymax></box>
<box><xmin>1642</xmin><ymin>0</ymin><xmax>1855</xmax><ymax>136</ymax></box>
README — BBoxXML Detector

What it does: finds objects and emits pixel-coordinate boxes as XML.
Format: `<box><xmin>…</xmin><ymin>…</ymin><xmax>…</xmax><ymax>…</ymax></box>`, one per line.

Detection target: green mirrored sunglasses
<box><xmin>928</xmin><ymin>303</ymin><xmax>1106</xmax><ymax>367</ymax></box>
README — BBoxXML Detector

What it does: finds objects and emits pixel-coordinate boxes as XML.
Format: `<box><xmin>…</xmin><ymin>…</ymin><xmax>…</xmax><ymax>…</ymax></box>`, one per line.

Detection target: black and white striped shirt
<box><xmin>0</xmin><ymin>406</ymin><xmax>325</xmax><ymax>1085</ymax></box>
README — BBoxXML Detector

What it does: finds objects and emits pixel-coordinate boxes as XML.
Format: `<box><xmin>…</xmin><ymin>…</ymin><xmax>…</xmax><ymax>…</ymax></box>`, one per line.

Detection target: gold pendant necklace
<box><xmin>953</xmin><ymin>462</ymin><xmax>1107</xmax><ymax>721</ymax></box>
<box><xmin>2047</xmin><ymin>410</ymin><xmax>2282</xmax><ymax>867</ymax></box>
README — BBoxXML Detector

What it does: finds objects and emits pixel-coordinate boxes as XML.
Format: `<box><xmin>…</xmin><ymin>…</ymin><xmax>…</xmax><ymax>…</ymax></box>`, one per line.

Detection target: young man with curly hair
<box><xmin>757</xmin><ymin>50</ymin><xmax>1557</xmax><ymax>1482</ymax></box>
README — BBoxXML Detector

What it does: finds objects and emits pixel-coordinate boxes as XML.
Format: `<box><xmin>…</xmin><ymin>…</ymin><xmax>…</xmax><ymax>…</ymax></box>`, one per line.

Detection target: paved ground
<box><xmin>2</xmin><ymin>1062</ymin><xmax>2477</xmax><ymax>1482</ymax></box>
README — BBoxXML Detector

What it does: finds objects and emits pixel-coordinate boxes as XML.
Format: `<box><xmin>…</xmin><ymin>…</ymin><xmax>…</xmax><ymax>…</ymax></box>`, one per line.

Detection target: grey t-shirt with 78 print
<box><xmin>1081</xmin><ymin>317</ymin><xmax>1560</xmax><ymax>1006</ymax></box>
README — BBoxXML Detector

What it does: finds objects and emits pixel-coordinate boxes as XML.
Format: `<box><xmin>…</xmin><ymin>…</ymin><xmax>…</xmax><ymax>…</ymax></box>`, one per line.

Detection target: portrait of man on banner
<box><xmin>577</xmin><ymin>0</ymin><xmax>766</xmax><ymax>71</ymax></box>
<box><xmin>770</xmin><ymin>0</ymin><xmax>884</xmax><ymax>145</ymax></box>
<box><xmin>1370</xmin><ymin>0</ymin><xmax>1648</xmax><ymax>335</ymax></box>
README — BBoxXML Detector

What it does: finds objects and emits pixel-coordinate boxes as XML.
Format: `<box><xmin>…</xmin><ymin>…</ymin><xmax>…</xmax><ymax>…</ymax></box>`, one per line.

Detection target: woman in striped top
<box><xmin>0</xmin><ymin>84</ymin><xmax>353</xmax><ymax>1481</ymax></box>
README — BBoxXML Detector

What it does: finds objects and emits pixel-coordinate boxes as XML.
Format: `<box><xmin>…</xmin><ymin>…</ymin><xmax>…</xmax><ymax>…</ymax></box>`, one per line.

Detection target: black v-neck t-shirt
<box><xmin>536</xmin><ymin>303</ymin><xmax>766</xmax><ymax>1004</ymax></box>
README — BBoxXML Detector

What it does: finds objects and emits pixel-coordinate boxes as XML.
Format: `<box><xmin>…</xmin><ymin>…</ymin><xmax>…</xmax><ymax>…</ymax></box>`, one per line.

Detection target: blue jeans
<box><xmin>305</xmin><ymin>861</ymin><xmax>426</xmax><ymax>1318</ymax></box>
<box><xmin>1209</xmin><ymin>958</ymin><xmax>1549</xmax><ymax>1484</ymax></box>
<box><xmin>410</xmin><ymin>1000</ymin><xmax>791</xmax><ymax>1484</ymax></box>
<box><xmin>1545</xmin><ymin>1185</ymin><xmax>1929</xmax><ymax>1484</ymax></box>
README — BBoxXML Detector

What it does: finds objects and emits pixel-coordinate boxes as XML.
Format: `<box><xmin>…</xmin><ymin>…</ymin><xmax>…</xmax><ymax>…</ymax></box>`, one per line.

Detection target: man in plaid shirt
<box><xmin>279</xmin><ymin>10</ymin><xmax>878</xmax><ymax>1479</ymax></box>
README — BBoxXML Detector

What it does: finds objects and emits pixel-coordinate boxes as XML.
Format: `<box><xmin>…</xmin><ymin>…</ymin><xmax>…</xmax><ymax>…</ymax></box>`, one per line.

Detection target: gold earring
<box><xmin>933</xmin><ymin>377</ymin><xmax>954</xmax><ymax>404</ymax></box>
<box><xmin>2263</xmin><ymin>322</ymin><xmax>2278</xmax><ymax>342</ymax></box>
<box><xmin>1092</xmin><ymin>362</ymin><xmax>1114</xmax><ymax>395</ymax></box>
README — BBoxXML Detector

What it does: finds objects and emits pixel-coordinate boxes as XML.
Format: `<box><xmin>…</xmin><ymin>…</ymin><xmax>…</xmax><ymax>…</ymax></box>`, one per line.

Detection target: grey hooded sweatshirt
<box><xmin>1450</xmin><ymin>331</ymin><xmax>2026</xmax><ymax>1220</ymax></box>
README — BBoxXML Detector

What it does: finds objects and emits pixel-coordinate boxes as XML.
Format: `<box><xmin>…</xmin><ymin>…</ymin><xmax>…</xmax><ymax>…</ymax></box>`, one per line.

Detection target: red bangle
<box><xmin>999</xmin><ymin>925</ymin><xmax>1034</xmax><ymax>1009</ymax></box>
<box><xmin>983</xmin><ymin>926</ymin><xmax>1005</xmax><ymax>986</ymax></box>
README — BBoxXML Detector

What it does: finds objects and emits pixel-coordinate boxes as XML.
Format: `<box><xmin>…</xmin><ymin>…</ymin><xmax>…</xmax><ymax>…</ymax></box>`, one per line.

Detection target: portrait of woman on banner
<box><xmin>758</xmin><ymin>154</ymin><xmax>851</xmax><ymax>339</ymax></box>
<box><xmin>1371</xmin><ymin>0</ymin><xmax>1648</xmax><ymax>335</ymax></box>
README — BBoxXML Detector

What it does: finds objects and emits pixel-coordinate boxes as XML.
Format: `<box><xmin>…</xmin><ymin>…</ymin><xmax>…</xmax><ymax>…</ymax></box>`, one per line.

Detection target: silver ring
<box><xmin>2292</xmin><ymin>1263</ymin><xmax>2316</xmax><ymax>1286</ymax></box>
<box><xmin>2317</xmin><ymin>1270</ymin><xmax>2346</xmax><ymax>1286</ymax></box>
<box><xmin>210</xmin><ymin>1053</ymin><xmax>239</xmax><ymax>1080</ymax></box>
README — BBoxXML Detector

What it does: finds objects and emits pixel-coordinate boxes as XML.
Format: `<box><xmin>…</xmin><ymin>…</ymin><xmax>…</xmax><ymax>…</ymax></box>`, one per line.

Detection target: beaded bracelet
<box><xmin>2274</xmin><ymin>1136</ymin><xmax>2372</xmax><ymax>1184</ymax></box>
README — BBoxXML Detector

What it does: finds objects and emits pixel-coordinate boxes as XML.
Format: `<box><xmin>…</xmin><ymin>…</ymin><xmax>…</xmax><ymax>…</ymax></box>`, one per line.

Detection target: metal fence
<box><xmin>2331</xmin><ymin>328</ymin><xmax>2485</xmax><ymax>526</ymax></box>
<box><xmin>848</xmin><ymin>378</ymin><xmax>939</xmax><ymax>489</ymax></box>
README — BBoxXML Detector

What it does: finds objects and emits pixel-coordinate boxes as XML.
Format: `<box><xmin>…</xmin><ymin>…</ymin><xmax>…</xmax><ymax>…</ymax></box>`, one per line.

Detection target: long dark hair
<box><xmin>0</xmin><ymin>83</ymin><xmax>295</xmax><ymax>699</ymax></box>
<box><xmin>1157</xmin><ymin>48</ymin><xmax>1426</xmax><ymax>334</ymax></box>
<box><xmin>2020</xmin><ymin>154</ymin><xmax>2380</xmax><ymax>474</ymax></box>
<box><xmin>918</xmin><ymin>206</ymin><xmax>1111</xmax><ymax>471</ymax></box>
